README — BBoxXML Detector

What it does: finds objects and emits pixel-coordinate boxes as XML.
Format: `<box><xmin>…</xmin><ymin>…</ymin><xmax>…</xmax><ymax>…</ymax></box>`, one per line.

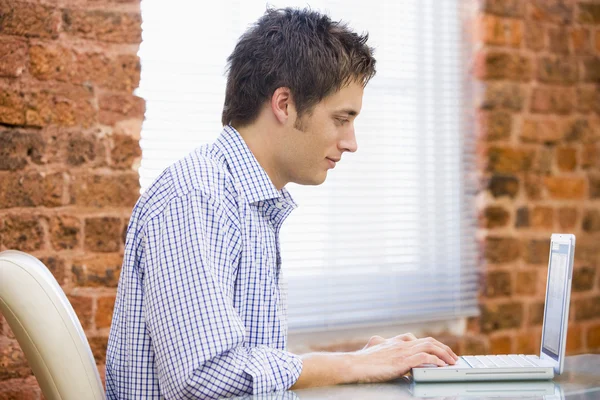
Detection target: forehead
<box><xmin>320</xmin><ymin>81</ymin><xmax>364</xmax><ymax>113</ymax></box>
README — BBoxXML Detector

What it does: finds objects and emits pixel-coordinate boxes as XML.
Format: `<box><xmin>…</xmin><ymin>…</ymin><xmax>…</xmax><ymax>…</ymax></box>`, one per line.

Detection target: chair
<box><xmin>0</xmin><ymin>250</ymin><xmax>106</xmax><ymax>400</ymax></box>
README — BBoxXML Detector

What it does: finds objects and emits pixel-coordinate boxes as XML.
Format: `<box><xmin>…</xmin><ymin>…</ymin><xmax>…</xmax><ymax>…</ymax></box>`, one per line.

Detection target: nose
<box><xmin>339</xmin><ymin>127</ymin><xmax>358</xmax><ymax>153</ymax></box>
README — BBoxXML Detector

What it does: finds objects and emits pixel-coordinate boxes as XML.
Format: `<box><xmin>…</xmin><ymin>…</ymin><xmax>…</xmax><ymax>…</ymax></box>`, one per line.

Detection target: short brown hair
<box><xmin>221</xmin><ymin>7</ymin><xmax>376</xmax><ymax>127</ymax></box>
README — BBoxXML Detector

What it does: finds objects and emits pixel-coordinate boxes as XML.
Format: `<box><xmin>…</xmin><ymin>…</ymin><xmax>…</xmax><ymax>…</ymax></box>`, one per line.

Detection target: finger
<box><xmin>392</xmin><ymin>333</ymin><xmax>417</xmax><ymax>342</ymax></box>
<box><xmin>364</xmin><ymin>335</ymin><xmax>385</xmax><ymax>349</ymax></box>
<box><xmin>407</xmin><ymin>341</ymin><xmax>457</xmax><ymax>365</ymax></box>
<box><xmin>416</xmin><ymin>337</ymin><xmax>459</xmax><ymax>361</ymax></box>
<box><xmin>406</xmin><ymin>352</ymin><xmax>446</xmax><ymax>368</ymax></box>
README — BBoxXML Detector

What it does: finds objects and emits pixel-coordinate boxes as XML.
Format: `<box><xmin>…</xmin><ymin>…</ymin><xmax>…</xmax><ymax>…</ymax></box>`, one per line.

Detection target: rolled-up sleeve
<box><xmin>143</xmin><ymin>190</ymin><xmax>302</xmax><ymax>399</ymax></box>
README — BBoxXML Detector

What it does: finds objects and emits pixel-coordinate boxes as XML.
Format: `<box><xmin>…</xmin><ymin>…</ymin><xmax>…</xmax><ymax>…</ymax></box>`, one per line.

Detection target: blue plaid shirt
<box><xmin>106</xmin><ymin>126</ymin><xmax>303</xmax><ymax>399</ymax></box>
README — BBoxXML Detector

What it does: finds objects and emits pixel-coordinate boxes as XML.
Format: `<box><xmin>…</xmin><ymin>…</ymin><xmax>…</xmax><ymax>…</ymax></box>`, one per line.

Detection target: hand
<box><xmin>350</xmin><ymin>333</ymin><xmax>459</xmax><ymax>384</ymax></box>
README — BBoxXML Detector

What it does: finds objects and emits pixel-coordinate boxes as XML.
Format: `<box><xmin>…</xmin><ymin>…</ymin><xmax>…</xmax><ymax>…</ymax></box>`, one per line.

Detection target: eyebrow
<box><xmin>335</xmin><ymin>108</ymin><xmax>359</xmax><ymax>117</ymax></box>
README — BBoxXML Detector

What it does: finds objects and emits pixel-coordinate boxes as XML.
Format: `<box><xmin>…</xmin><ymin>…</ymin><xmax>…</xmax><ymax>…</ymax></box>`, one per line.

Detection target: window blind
<box><xmin>137</xmin><ymin>0</ymin><xmax>478</xmax><ymax>332</ymax></box>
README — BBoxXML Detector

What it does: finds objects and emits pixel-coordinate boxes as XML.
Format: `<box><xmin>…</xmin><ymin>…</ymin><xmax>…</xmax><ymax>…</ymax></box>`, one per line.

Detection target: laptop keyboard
<box><xmin>462</xmin><ymin>355</ymin><xmax>549</xmax><ymax>368</ymax></box>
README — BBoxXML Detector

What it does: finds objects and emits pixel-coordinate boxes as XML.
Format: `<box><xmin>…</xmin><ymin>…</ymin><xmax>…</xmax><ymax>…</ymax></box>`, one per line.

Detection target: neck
<box><xmin>233</xmin><ymin>123</ymin><xmax>287</xmax><ymax>190</ymax></box>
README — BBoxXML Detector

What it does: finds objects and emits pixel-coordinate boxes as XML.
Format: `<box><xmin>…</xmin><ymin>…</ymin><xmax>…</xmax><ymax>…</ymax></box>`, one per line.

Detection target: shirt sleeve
<box><xmin>142</xmin><ymin>190</ymin><xmax>302</xmax><ymax>399</ymax></box>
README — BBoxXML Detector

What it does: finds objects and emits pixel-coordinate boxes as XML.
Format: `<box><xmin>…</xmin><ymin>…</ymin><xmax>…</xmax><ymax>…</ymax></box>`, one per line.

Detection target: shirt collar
<box><xmin>215</xmin><ymin>125</ymin><xmax>296</xmax><ymax>207</ymax></box>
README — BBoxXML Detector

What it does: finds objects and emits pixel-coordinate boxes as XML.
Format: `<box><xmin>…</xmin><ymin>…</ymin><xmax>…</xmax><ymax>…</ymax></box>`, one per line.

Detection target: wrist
<box><xmin>337</xmin><ymin>351</ymin><xmax>362</xmax><ymax>385</ymax></box>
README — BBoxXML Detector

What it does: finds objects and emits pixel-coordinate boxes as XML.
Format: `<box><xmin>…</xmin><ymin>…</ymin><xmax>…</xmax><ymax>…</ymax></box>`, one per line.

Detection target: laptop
<box><xmin>412</xmin><ymin>233</ymin><xmax>575</xmax><ymax>382</ymax></box>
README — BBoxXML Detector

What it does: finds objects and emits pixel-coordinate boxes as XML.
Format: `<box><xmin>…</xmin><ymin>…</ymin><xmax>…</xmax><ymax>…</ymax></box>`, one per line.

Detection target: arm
<box><xmin>291</xmin><ymin>334</ymin><xmax>459</xmax><ymax>390</ymax></box>
<box><xmin>143</xmin><ymin>191</ymin><xmax>301</xmax><ymax>399</ymax></box>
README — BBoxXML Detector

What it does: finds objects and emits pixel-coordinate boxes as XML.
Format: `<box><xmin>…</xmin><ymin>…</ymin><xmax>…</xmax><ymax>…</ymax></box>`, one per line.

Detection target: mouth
<box><xmin>326</xmin><ymin>157</ymin><xmax>339</xmax><ymax>169</ymax></box>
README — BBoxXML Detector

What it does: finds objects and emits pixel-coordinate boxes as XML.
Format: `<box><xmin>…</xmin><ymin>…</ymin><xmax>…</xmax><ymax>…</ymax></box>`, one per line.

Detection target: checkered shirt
<box><xmin>105</xmin><ymin>125</ymin><xmax>303</xmax><ymax>399</ymax></box>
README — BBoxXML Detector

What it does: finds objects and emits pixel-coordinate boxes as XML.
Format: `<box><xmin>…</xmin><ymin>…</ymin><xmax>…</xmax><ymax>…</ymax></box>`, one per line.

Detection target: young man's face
<box><xmin>277</xmin><ymin>81</ymin><xmax>364</xmax><ymax>186</ymax></box>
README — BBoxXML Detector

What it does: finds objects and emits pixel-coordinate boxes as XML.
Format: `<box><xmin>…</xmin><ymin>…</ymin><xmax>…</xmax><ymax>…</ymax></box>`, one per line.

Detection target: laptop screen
<box><xmin>541</xmin><ymin>242</ymin><xmax>571</xmax><ymax>360</ymax></box>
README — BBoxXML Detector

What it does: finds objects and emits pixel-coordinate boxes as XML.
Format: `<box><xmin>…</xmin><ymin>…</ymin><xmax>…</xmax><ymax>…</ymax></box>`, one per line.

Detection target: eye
<box><xmin>336</xmin><ymin>118</ymin><xmax>349</xmax><ymax>126</ymax></box>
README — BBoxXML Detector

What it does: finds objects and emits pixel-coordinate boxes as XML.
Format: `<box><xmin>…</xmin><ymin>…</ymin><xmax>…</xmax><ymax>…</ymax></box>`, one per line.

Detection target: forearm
<box><xmin>290</xmin><ymin>352</ymin><xmax>358</xmax><ymax>390</ymax></box>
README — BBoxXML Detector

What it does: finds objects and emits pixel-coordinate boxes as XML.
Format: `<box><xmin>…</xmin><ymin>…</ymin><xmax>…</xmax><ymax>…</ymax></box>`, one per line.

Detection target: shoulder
<box><xmin>134</xmin><ymin>144</ymin><xmax>241</xmax><ymax>227</ymax></box>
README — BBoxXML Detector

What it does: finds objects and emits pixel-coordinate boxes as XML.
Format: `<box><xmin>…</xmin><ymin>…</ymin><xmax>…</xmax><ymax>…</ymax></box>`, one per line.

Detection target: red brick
<box><xmin>72</xmin><ymin>253</ymin><xmax>123</xmax><ymax>287</ymax></box>
<box><xmin>523</xmin><ymin>238</ymin><xmax>550</xmax><ymax>265</ymax></box>
<box><xmin>578</xmin><ymin>3</ymin><xmax>600</xmax><ymax>24</ymax></box>
<box><xmin>24</xmin><ymin>87</ymin><xmax>97</xmax><ymax>128</ymax></box>
<box><xmin>88</xmin><ymin>336</ymin><xmax>108</xmax><ymax>364</ymax></box>
<box><xmin>0</xmin><ymin>338</ymin><xmax>31</xmax><ymax>380</ymax></box>
<box><xmin>516</xmin><ymin>331</ymin><xmax>539</xmax><ymax>354</ymax></box>
<box><xmin>0</xmin><ymin>171</ymin><xmax>64</xmax><ymax>208</ymax></box>
<box><xmin>69</xmin><ymin>172</ymin><xmax>140</xmax><ymax>208</ymax></box>
<box><xmin>479</xmin><ymin>82</ymin><xmax>525</xmax><ymax>111</ymax></box>
<box><xmin>39</xmin><ymin>256</ymin><xmax>66</xmax><ymax>285</ymax></box>
<box><xmin>62</xmin><ymin>9</ymin><xmax>142</xmax><ymax>44</ymax></box>
<box><xmin>0</xmin><ymin>377</ymin><xmax>41</xmax><ymax>400</ymax></box>
<box><xmin>524</xmin><ymin>174</ymin><xmax>544</xmax><ymax>200</ymax></box>
<box><xmin>461</xmin><ymin>336</ymin><xmax>488</xmax><ymax>355</ymax></box>
<box><xmin>30</xmin><ymin>45</ymin><xmax>141</xmax><ymax>92</ymax></box>
<box><xmin>556</xmin><ymin>146</ymin><xmax>577</xmax><ymax>171</ymax></box>
<box><xmin>85</xmin><ymin>217</ymin><xmax>122</xmax><ymax>252</ymax></box>
<box><xmin>489</xmin><ymin>335</ymin><xmax>512</xmax><ymax>354</ymax></box>
<box><xmin>581</xmin><ymin>57</ymin><xmax>600</xmax><ymax>82</ymax></box>
<box><xmin>481</xmin><ymin>302</ymin><xmax>523</xmax><ymax>333</ymax></box>
<box><xmin>478</xmin><ymin>14</ymin><xmax>522</xmax><ymax>47</ymax></box>
<box><xmin>582</xmin><ymin>144</ymin><xmax>600</xmax><ymax>169</ymax></box>
<box><xmin>590</xmin><ymin>173</ymin><xmax>600</xmax><ymax>198</ymax></box>
<box><xmin>528</xmin><ymin>302</ymin><xmax>545</xmax><ymax>326</ymax></box>
<box><xmin>531</xmin><ymin>206</ymin><xmax>553</xmax><ymax>229</ymax></box>
<box><xmin>0</xmin><ymin>214</ymin><xmax>45</xmax><ymax>251</ymax></box>
<box><xmin>596</xmin><ymin>30</ymin><xmax>600</xmax><ymax>53</ymax></box>
<box><xmin>564</xmin><ymin>118</ymin><xmax>598</xmax><ymax>143</ymax></box>
<box><xmin>0</xmin><ymin>130</ymin><xmax>45</xmax><ymax>171</ymax></box>
<box><xmin>98</xmin><ymin>93</ymin><xmax>145</xmax><ymax>125</ymax></box>
<box><xmin>515</xmin><ymin>207</ymin><xmax>529</xmax><ymax>228</ymax></box>
<box><xmin>28</xmin><ymin>44</ymin><xmax>75</xmax><ymax>82</ymax></box>
<box><xmin>480</xmin><ymin>0</ymin><xmax>526</xmax><ymax>18</ymax></box>
<box><xmin>485</xmin><ymin>236</ymin><xmax>520</xmax><ymax>264</ymax></box>
<box><xmin>587</xmin><ymin>324</ymin><xmax>600</xmax><ymax>350</ymax></box>
<box><xmin>530</xmin><ymin>87</ymin><xmax>575</xmax><ymax>115</ymax></box>
<box><xmin>571</xmin><ymin>28</ymin><xmax>591</xmax><ymax>54</ymax></box>
<box><xmin>537</xmin><ymin>57</ymin><xmax>578</xmax><ymax>84</ymax></box>
<box><xmin>0</xmin><ymin>89</ymin><xmax>27</xmax><ymax>126</ymax></box>
<box><xmin>96</xmin><ymin>295</ymin><xmax>116</xmax><ymax>329</ymax></box>
<box><xmin>516</xmin><ymin>270</ymin><xmax>538</xmax><ymax>296</ymax></box>
<box><xmin>582</xmin><ymin>209</ymin><xmax>600</xmax><ymax>232</ymax></box>
<box><xmin>49</xmin><ymin>215</ymin><xmax>81</xmax><ymax>250</ymax></box>
<box><xmin>521</xmin><ymin>119</ymin><xmax>565</xmax><ymax>143</ymax></box>
<box><xmin>484</xmin><ymin>270</ymin><xmax>512</xmax><ymax>297</ymax></box>
<box><xmin>576</xmin><ymin>85</ymin><xmax>600</xmax><ymax>113</ymax></box>
<box><xmin>573</xmin><ymin>296</ymin><xmax>600</xmax><ymax>320</ymax></box>
<box><xmin>533</xmin><ymin>146</ymin><xmax>552</xmax><ymax>174</ymax></box>
<box><xmin>475</xmin><ymin>50</ymin><xmax>532</xmax><ymax>81</ymax></box>
<box><xmin>78</xmin><ymin>53</ymin><xmax>141</xmax><ymax>92</ymax></box>
<box><xmin>67</xmin><ymin>294</ymin><xmax>93</xmax><ymax>330</ymax></box>
<box><xmin>548</xmin><ymin>26</ymin><xmax>570</xmax><ymax>54</ymax></box>
<box><xmin>480</xmin><ymin>206</ymin><xmax>510</xmax><ymax>228</ymax></box>
<box><xmin>572</xmin><ymin>265</ymin><xmax>595</xmax><ymax>292</ymax></box>
<box><xmin>110</xmin><ymin>133</ymin><xmax>142</xmax><ymax>169</ymax></box>
<box><xmin>529</xmin><ymin>0</ymin><xmax>573</xmax><ymax>24</ymax></box>
<box><xmin>488</xmin><ymin>175</ymin><xmax>519</xmax><ymax>198</ymax></box>
<box><xmin>544</xmin><ymin>176</ymin><xmax>586</xmax><ymax>199</ymax></box>
<box><xmin>525</xmin><ymin>22</ymin><xmax>545</xmax><ymax>51</ymax></box>
<box><xmin>0</xmin><ymin>37</ymin><xmax>27</xmax><ymax>78</ymax></box>
<box><xmin>558</xmin><ymin>207</ymin><xmax>578</xmax><ymax>230</ymax></box>
<box><xmin>488</xmin><ymin>146</ymin><xmax>534</xmax><ymax>173</ymax></box>
<box><xmin>477</xmin><ymin>110</ymin><xmax>512</xmax><ymax>141</ymax></box>
<box><xmin>0</xmin><ymin>0</ymin><xmax>60</xmax><ymax>39</ymax></box>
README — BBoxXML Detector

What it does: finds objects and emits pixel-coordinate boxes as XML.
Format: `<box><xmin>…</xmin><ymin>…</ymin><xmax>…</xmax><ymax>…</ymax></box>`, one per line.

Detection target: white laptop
<box><xmin>412</xmin><ymin>233</ymin><xmax>575</xmax><ymax>382</ymax></box>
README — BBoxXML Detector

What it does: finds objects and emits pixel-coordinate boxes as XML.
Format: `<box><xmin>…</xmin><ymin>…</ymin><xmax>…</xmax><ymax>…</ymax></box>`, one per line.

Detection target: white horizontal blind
<box><xmin>137</xmin><ymin>0</ymin><xmax>478</xmax><ymax>332</ymax></box>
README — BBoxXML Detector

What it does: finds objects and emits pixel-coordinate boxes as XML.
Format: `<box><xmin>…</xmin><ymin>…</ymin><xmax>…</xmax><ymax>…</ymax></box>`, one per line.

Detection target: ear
<box><xmin>270</xmin><ymin>87</ymin><xmax>294</xmax><ymax>125</ymax></box>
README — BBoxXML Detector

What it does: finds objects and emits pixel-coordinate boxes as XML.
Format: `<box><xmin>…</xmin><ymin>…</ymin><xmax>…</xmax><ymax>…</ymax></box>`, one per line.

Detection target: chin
<box><xmin>295</xmin><ymin>172</ymin><xmax>328</xmax><ymax>186</ymax></box>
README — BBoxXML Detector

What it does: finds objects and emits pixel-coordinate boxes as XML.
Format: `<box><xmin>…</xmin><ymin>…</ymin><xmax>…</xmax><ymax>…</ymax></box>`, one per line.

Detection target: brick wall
<box><xmin>471</xmin><ymin>0</ymin><xmax>600</xmax><ymax>356</ymax></box>
<box><xmin>0</xmin><ymin>0</ymin><xmax>143</xmax><ymax>397</ymax></box>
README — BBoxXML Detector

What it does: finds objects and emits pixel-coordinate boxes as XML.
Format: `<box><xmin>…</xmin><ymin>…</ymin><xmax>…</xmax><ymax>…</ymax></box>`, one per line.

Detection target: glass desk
<box><xmin>233</xmin><ymin>354</ymin><xmax>600</xmax><ymax>399</ymax></box>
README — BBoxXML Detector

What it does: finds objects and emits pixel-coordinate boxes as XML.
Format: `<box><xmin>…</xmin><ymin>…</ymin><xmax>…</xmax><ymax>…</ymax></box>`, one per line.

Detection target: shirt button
<box><xmin>275</xmin><ymin>202</ymin><xmax>285</xmax><ymax>209</ymax></box>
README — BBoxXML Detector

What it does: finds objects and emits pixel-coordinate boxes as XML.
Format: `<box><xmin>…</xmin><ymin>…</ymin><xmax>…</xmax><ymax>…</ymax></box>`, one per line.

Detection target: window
<box><xmin>137</xmin><ymin>0</ymin><xmax>478</xmax><ymax>332</ymax></box>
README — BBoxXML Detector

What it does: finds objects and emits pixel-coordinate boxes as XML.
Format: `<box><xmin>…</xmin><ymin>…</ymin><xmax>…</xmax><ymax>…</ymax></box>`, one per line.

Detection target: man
<box><xmin>106</xmin><ymin>7</ymin><xmax>458</xmax><ymax>399</ymax></box>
